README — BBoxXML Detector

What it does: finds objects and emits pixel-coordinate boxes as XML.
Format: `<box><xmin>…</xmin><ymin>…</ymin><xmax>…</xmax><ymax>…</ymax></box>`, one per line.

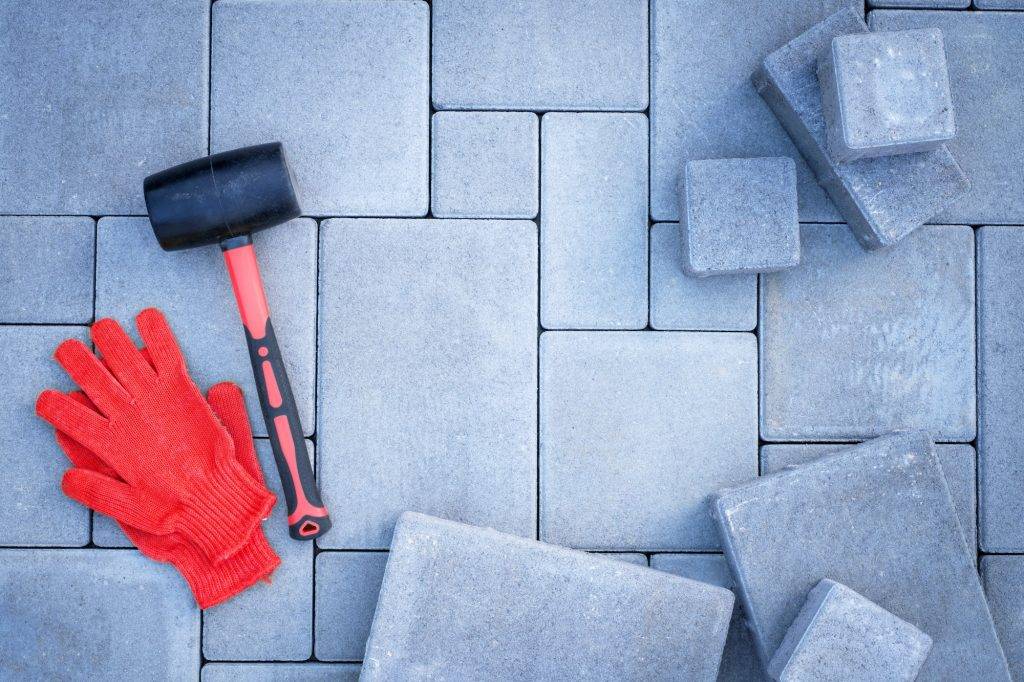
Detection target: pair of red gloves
<box><xmin>36</xmin><ymin>308</ymin><xmax>280</xmax><ymax>608</ymax></box>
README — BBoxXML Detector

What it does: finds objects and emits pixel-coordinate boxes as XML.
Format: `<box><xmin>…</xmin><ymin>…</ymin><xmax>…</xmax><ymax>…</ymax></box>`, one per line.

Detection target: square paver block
<box><xmin>679</xmin><ymin>158</ymin><xmax>800</xmax><ymax>277</ymax></box>
<box><xmin>315</xmin><ymin>552</ymin><xmax>388</xmax><ymax>661</ymax></box>
<box><xmin>760</xmin><ymin>224</ymin><xmax>975</xmax><ymax>442</ymax></box>
<box><xmin>541</xmin><ymin>113</ymin><xmax>648</xmax><ymax>329</ymax></box>
<box><xmin>1</xmin><ymin>326</ymin><xmax>89</xmax><ymax>546</ymax></box>
<box><xmin>768</xmin><ymin>579</ymin><xmax>932</xmax><ymax>682</ymax></box>
<box><xmin>819</xmin><ymin>29</ymin><xmax>955</xmax><ymax>162</ymax></box>
<box><xmin>754</xmin><ymin>8</ymin><xmax>969</xmax><ymax>250</ymax></box>
<box><xmin>432</xmin><ymin>0</ymin><xmax>647</xmax><ymax>111</ymax></box>
<box><xmin>202</xmin><ymin>663</ymin><xmax>361</xmax><ymax>682</ymax></box>
<box><xmin>0</xmin><ymin>218</ymin><xmax>93</xmax><ymax>324</ymax></box>
<box><xmin>712</xmin><ymin>432</ymin><xmax>1010</xmax><ymax>680</ymax></box>
<box><xmin>982</xmin><ymin>556</ymin><xmax>1024</xmax><ymax>681</ymax></box>
<box><xmin>0</xmin><ymin>1</ymin><xmax>207</xmax><ymax>214</ymax></box>
<box><xmin>96</xmin><ymin>217</ymin><xmax>316</xmax><ymax>438</ymax></box>
<box><xmin>362</xmin><ymin>513</ymin><xmax>734</xmax><ymax>681</ymax></box>
<box><xmin>0</xmin><ymin>549</ymin><xmax>198</xmax><ymax>679</ymax></box>
<box><xmin>541</xmin><ymin>331</ymin><xmax>757</xmax><ymax>551</ymax></box>
<box><xmin>431</xmin><ymin>112</ymin><xmax>538</xmax><ymax>219</ymax></box>
<box><xmin>212</xmin><ymin>0</ymin><xmax>428</xmax><ymax>216</ymax></box>
<box><xmin>317</xmin><ymin>219</ymin><xmax>537</xmax><ymax>548</ymax></box>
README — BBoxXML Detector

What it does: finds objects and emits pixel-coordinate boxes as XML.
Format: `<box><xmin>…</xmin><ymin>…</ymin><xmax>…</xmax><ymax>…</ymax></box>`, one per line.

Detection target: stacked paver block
<box><xmin>362</xmin><ymin>513</ymin><xmax>734</xmax><ymax>680</ymax></box>
<box><xmin>202</xmin><ymin>663</ymin><xmax>361</xmax><ymax>681</ymax></box>
<box><xmin>982</xmin><ymin>556</ymin><xmax>1024</xmax><ymax>680</ymax></box>
<box><xmin>314</xmin><ymin>552</ymin><xmax>388</xmax><ymax>661</ymax></box>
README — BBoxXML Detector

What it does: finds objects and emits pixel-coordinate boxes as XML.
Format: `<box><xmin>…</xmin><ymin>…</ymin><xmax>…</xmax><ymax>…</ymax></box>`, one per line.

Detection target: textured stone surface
<box><xmin>212</xmin><ymin>0</ymin><xmax>428</xmax><ymax>216</ymax></box>
<box><xmin>362</xmin><ymin>513</ymin><xmax>734</xmax><ymax>681</ymax></box>
<box><xmin>974</xmin><ymin>0</ymin><xmax>1024</xmax><ymax>6</ymax></box>
<box><xmin>432</xmin><ymin>0</ymin><xmax>647</xmax><ymax>111</ymax></box>
<box><xmin>541</xmin><ymin>113</ymin><xmax>648</xmax><ymax>329</ymax></box>
<box><xmin>314</xmin><ymin>552</ymin><xmax>388</xmax><ymax>662</ymax></box>
<box><xmin>202</xmin><ymin>663</ymin><xmax>361</xmax><ymax>681</ymax></box>
<box><xmin>869</xmin><ymin>0</ymin><xmax>967</xmax><ymax>6</ymax></box>
<box><xmin>760</xmin><ymin>224</ymin><xmax>975</xmax><ymax>442</ymax></box>
<box><xmin>713</xmin><ymin>432</ymin><xmax>1010</xmax><ymax>680</ymax></box>
<box><xmin>317</xmin><ymin>219</ymin><xmax>536</xmax><ymax>548</ymax></box>
<box><xmin>541</xmin><ymin>331</ymin><xmax>757</xmax><ymax>551</ymax></box>
<box><xmin>606</xmin><ymin>553</ymin><xmax>648</xmax><ymax>567</ymax></box>
<box><xmin>982</xmin><ymin>556</ymin><xmax>1024</xmax><ymax>681</ymax></box>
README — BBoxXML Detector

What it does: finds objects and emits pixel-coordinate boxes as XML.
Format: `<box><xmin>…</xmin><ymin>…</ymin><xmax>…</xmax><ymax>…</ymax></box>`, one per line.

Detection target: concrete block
<box><xmin>314</xmin><ymin>552</ymin><xmax>388</xmax><ymax>661</ymax></box>
<box><xmin>541</xmin><ymin>331</ymin><xmax>757</xmax><ymax>551</ymax></box>
<box><xmin>606</xmin><ymin>553</ymin><xmax>649</xmax><ymax>567</ymax></box>
<box><xmin>869</xmin><ymin>0</ymin><xmax>967</xmax><ymax>6</ymax></box>
<box><xmin>982</xmin><ymin>556</ymin><xmax>1024</xmax><ymax>681</ymax></box>
<box><xmin>754</xmin><ymin>8</ymin><xmax>969</xmax><ymax>250</ymax></box>
<box><xmin>317</xmin><ymin>219</ymin><xmax>537</xmax><ymax>548</ymax></box>
<box><xmin>431</xmin><ymin>112</ymin><xmax>538</xmax><ymax>219</ymax></box>
<box><xmin>712</xmin><ymin>432</ymin><xmax>1010</xmax><ymax>680</ymax></box>
<box><xmin>212</xmin><ymin>0</ymin><xmax>428</xmax><ymax>216</ymax></box>
<box><xmin>760</xmin><ymin>224</ymin><xmax>975</xmax><ymax>442</ymax></box>
<box><xmin>361</xmin><ymin>513</ymin><xmax>734</xmax><ymax>681</ymax></box>
<box><xmin>974</xmin><ymin>0</ymin><xmax>1024</xmax><ymax>7</ymax></box>
<box><xmin>202</xmin><ymin>663</ymin><xmax>361</xmax><ymax>681</ymax></box>
<box><xmin>432</xmin><ymin>0</ymin><xmax>647</xmax><ymax>111</ymax></box>
<box><xmin>541</xmin><ymin>113</ymin><xmax>647</xmax><ymax>329</ymax></box>
<box><xmin>768</xmin><ymin>579</ymin><xmax>932</xmax><ymax>682</ymax></box>
<box><xmin>679</xmin><ymin>158</ymin><xmax>800</xmax><ymax>277</ymax></box>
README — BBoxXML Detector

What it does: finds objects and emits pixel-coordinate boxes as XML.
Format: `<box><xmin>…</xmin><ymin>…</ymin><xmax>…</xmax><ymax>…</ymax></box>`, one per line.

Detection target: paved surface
<box><xmin>0</xmin><ymin>1</ymin><xmax>1021</xmax><ymax>679</ymax></box>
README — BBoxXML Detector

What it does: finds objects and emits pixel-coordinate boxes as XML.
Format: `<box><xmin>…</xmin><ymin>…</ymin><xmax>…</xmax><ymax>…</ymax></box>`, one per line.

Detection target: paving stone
<box><xmin>95</xmin><ymin>217</ymin><xmax>316</xmax><ymax>438</ymax></box>
<box><xmin>974</xmin><ymin>0</ymin><xmax>1024</xmax><ymax>7</ymax></box>
<box><xmin>432</xmin><ymin>0</ymin><xmax>647</xmax><ymax>111</ymax></box>
<box><xmin>867</xmin><ymin>0</ymin><xmax>968</xmax><ymax>11</ymax></box>
<box><xmin>712</xmin><ymin>432</ymin><xmax>1010</xmax><ymax>680</ymax></box>
<box><xmin>540</xmin><ymin>113</ymin><xmax>648</xmax><ymax>329</ymax></box>
<box><xmin>754</xmin><ymin>8</ymin><xmax>969</xmax><ymax>250</ymax></box>
<box><xmin>0</xmin><ymin>549</ymin><xmax>198</xmax><ymax>679</ymax></box>
<box><xmin>650</xmin><ymin>0</ymin><xmax>852</xmax><ymax>222</ymax></box>
<box><xmin>679</xmin><ymin>158</ymin><xmax>800</xmax><ymax>277</ymax></box>
<box><xmin>606</xmin><ymin>553</ymin><xmax>649</xmax><ymax>567</ymax></box>
<box><xmin>760</xmin><ymin>224</ymin><xmax>975</xmax><ymax>442</ymax></box>
<box><xmin>1</xmin><ymin>326</ymin><xmax>89</xmax><ymax>547</ymax></box>
<box><xmin>0</xmin><ymin>1</ymin><xmax>207</xmax><ymax>214</ymax></box>
<box><xmin>981</xmin><ymin>556</ymin><xmax>1024</xmax><ymax>681</ymax></box>
<box><xmin>317</xmin><ymin>219</ymin><xmax>537</xmax><ymax>548</ymax></box>
<box><xmin>768</xmin><ymin>579</ymin><xmax>932</xmax><ymax>682</ymax></box>
<box><xmin>212</xmin><ymin>0</ymin><xmax>428</xmax><ymax>216</ymax></box>
<box><xmin>541</xmin><ymin>331</ymin><xmax>757</xmax><ymax>551</ymax></box>
<box><xmin>314</xmin><ymin>552</ymin><xmax>388</xmax><ymax>662</ymax></box>
<box><xmin>202</xmin><ymin>663</ymin><xmax>361</xmax><ymax>682</ymax></box>
<box><xmin>362</xmin><ymin>512</ymin><xmax>734</xmax><ymax>681</ymax></box>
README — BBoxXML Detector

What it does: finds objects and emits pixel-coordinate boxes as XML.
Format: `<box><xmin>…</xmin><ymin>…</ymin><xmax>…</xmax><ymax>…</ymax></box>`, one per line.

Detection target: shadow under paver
<box><xmin>362</xmin><ymin>513</ymin><xmax>734</xmax><ymax>681</ymax></box>
<box><xmin>713</xmin><ymin>432</ymin><xmax>1010</xmax><ymax>680</ymax></box>
<box><xmin>0</xmin><ymin>0</ymin><xmax>208</xmax><ymax>214</ymax></box>
<box><xmin>317</xmin><ymin>219</ymin><xmax>537</xmax><ymax>549</ymax></box>
<box><xmin>202</xmin><ymin>663</ymin><xmax>361</xmax><ymax>681</ymax></box>
<box><xmin>0</xmin><ymin>549</ymin><xmax>198</xmax><ymax>680</ymax></box>
<box><xmin>314</xmin><ymin>552</ymin><xmax>388</xmax><ymax>662</ymax></box>
<box><xmin>541</xmin><ymin>331</ymin><xmax>757</xmax><ymax>551</ymax></box>
<box><xmin>982</xmin><ymin>556</ymin><xmax>1024</xmax><ymax>681</ymax></box>
<box><xmin>212</xmin><ymin>0</ymin><xmax>428</xmax><ymax>216</ymax></box>
<box><xmin>760</xmin><ymin>224</ymin><xmax>975</xmax><ymax>442</ymax></box>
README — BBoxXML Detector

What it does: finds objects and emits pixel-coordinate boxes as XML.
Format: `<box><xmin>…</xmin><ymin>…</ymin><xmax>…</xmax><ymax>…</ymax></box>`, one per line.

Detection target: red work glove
<box><xmin>36</xmin><ymin>308</ymin><xmax>275</xmax><ymax>563</ymax></box>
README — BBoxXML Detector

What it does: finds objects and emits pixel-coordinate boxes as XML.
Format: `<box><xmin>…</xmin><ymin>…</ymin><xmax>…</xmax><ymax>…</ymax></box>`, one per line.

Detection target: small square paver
<box><xmin>541</xmin><ymin>113</ymin><xmax>648</xmax><ymax>329</ymax></box>
<box><xmin>981</xmin><ymin>556</ymin><xmax>1024</xmax><ymax>681</ymax></box>
<box><xmin>431</xmin><ymin>112</ymin><xmax>538</xmax><ymax>219</ymax></box>
<box><xmin>819</xmin><ymin>29</ymin><xmax>955</xmax><ymax>162</ymax></box>
<box><xmin>679</xmin><ymin>158</ymin><xmax>799</xmax><ymax>277</ymax></box>
<box><xmin>317</xmin><ymin>219</ymin><xmax>537</xmax><ymax>549</ymax></box>
<box><xmin>315</xmin><ymin>552</ymin><xmax>388</xmax><ymax>662</ymax></box>
<box><xmin>212</xmin><ymin>0</ymin><xmax>428</xmax><ymax>216</ymax></box>
<box><xmin>541</xmin><ymin>331</ymin><xmax>757</xmax><ymax>551</ymax></box>
<box><xmin>202</xmin><ymin>663</ymin><xmax>361</xmax><ymax>681</ymax></box>
<box><xmin>760</xmin><ymin>224</ymin><xmax>975</xmax><ymax>442</ymax></box>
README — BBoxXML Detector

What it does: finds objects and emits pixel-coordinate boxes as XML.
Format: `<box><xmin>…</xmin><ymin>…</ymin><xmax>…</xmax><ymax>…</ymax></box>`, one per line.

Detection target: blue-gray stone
<box><xmin>212</xmin><ymin>0</ymin><xmax>428</xmax><ymax>216</ymax></box>
<box><xmin>317</xmin><ymin>219</ymin><xmax>537</xmax><ymax>549</ymax></box>
<box><xmin>540</xmin><ymin>331</ymin><xmax>757</xmax><ymax>551</ymax></box>
<box><xmin>202</xmin><ymin>663</ymin><xmax>361</xmax><ymax>681</ymax></box>
<box><xmin>760</xmin><ymin>224</ymin><xmax>975</xmax><ymax>442</ymax></box>
<box><xmin>868</xmin><ymin>0</ymin><xmax>968</xmax><ymax>11</ymax></box>
<box><xmin>0</xmin><ymin>549</ymin><xmax>198</xmax><ymax>680</ymax></box>
<box><xmin>314</xmin><ymin>551</ymin><xmax>388</xmax><ymax>662</ymax></box>
<box><xmin>754</xmin><ymin>8</ymin><xmax>969</xmax><ymax>250</ymax></box>
<box><xmin>713</xmin><ymin>432</ymin><xmax>1010</xmax><ymax>680</ymax></box>
<box><xmin>974</xmin><ymin>0</ymin><xmax>1024</xmax><ymax>6</ymax></box>
<box><xmin>432</xmin><ymin>0</ymin><xmax>647</xmax><ymax>111</ymax></box>
<box><xmin>605</xmin><ymin>553</ymin><xmax>649</xmax><ymax>567</ymax></box>
<box><xmin>431</xmin><ymin>112</ymin><xmax>538</xmax><ymax>219</ymax></box>
<box><xmin>982</xmin><ymin>556</ymin><xmax>1024</xmax><ymax>681</ymax></box>
<box><xmin>362</xmin><ymin>513</ymin><xmax>734</xmax><ymax>681</ymax></box>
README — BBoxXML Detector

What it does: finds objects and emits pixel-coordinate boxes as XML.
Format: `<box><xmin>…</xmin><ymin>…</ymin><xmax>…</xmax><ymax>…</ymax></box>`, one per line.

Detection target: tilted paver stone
<box><xmin>760</xmin><ymin>224</ymin><xmax>975</xmax><ymax>442</ymax></box>
<box><xmin>202</xmin><ymin>663</ymin><xmax>361</xmax><ymax>681</ymax></box>
<box><xmin>982</xmin><ymin>556</ymin><xmax>1024</xmax><ymax>681</ymax></box>
<box><xmin>315</xmin><ymin>552</ymin><xmax>388</xmax><ymax>662</ymax></box>
<box><xmin>317</xmin><ymin>219</ymin><xmax>537</xmax><ymax>549</ymax></box>
<box><xmin>362</xmin><ymin>513</ymin><xmax>734</xmax><ymax>681</ymax></box>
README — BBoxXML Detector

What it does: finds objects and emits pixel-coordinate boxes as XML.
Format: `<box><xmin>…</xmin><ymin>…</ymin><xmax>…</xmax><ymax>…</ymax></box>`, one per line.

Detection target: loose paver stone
<box><xmin>315</xmin><ymin>552</ymin><xmax>388</xmax><ymax>662</ymax></box>
<box><xmin>202</xmin><ymin>663</ymin><xmax>361</xmax><ymax>681</ymax></box>
<box><xmin>982</xmin><ymin>556</ymin><xmax>1024</xmax><ymax>681</ymax></box>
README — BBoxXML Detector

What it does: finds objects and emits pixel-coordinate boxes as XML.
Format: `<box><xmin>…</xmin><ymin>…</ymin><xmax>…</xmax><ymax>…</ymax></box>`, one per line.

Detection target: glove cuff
<box><xmin>173</xmin><ymin>525</ymin><xmax>281</xmax><ymax>609</ymax></box>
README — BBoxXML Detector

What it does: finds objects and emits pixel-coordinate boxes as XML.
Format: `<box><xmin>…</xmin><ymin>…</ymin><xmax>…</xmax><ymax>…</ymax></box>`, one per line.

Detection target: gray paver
<box><xmin>760</xmin><ymin>224</ymin><xmax>975</xmax><ymax>442</ymax></box>
<box><xmin>314</xmin><ymin>552</ymin><xmax>388</xmax><ymax>662</ymax></box>
<box><xmin>362</xmin><ymin>513</ymin><xmax>734</xmax><ymax>681</ymax></box>
<box><xmin>541</xmin><ymin>331</ymin><xmax>757</xmax><ymax>551</ymax></box>
<box><xmin>541</xmin><ymin>113</ymin><xmax>648</xmax><ymax>329</ymax></box>
<box><xmin>713</xmin><ymin>432</ymin><xmax>1010</xmax><ymax>680</ymax></box>
<box><xmin>202</xmin><ymin>663</ymin><xmax>361</xmax><ymax>682</ymax></box>
<box><xmin>0</xmin><ymin>549</ymin><xmax>198</xmax><ymax>680</ymax></box>
<box><xmin>755</xmin><ymin>8</ymin><xmax>969</xmax><ymax>250</ymax></box>
<box><xmin>431</xmin><ymin>112</ymin><xmax>538</xmax><ymax>219</ymax></box>
<box><xmin>432</xmin><ymin>0</ymin><xmax>647</xmax><ymax>111</ymax></box>
<box><xmin>606</xmin><ymin>553</ymin><xmax>649</xmax><ymax>567</ymax></box>
<box><xmin>868</xmin><ymin>0</ymin><xmax>969</xmax><ymax>10</ymax></box>
<box><xmin>95</xmin><ymin>217</ymin><xmax>317</xmax><ymax>438</ymax></box>
<box><xmin>982</xmin><ymin>556</ymin><xmax>1024</xmax><ymax>681</ymax></box>
<box><xmin>212</xmin><ymin>0</ymin><xmax>428</xmax><ymax>216</ymax></box>
<box><xmin>975</xmin><ymin>0</ymin><xmax>1024</xmax><ymax>7</ymax></box>
<box><xmin>0</xmin><ymin>1</ymin><xmax>207</xmax><ymax>214</ymax></box>
<box><xmin>317</xmin><ymin>219</ymin><xmax>537</xmax><ymax>549</ymax></box>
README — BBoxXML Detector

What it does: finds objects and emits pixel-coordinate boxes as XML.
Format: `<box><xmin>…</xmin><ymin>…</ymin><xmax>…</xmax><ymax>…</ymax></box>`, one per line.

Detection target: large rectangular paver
<box><xmin>982</xmin><ymin>556</ymin><xmax>1024</xmax><ymax>681</ymax></box>
<box><xmin>314</xmin><ymin>552</ymin><xmax>388</xmax><ymax>662</ymax></box>
<box><xmin>202</xmin><ymin>663</ymin><xmax>361</xmax><ymax>681</ymax></box>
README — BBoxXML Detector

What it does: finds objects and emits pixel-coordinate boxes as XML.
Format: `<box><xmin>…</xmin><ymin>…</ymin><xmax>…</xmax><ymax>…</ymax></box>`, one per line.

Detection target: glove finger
<box><xmin>206</xmin><ymin>382</ymin><xmax>265</xmax><ymax>483</ymax></box>
<box><xmin>61</xmin><ymin>468</ymin><xmax>176</xmax><ymax>535</ymax></box>
<box><xmin>135</xmin><ymin>308</ymin><xmax>186</xmax><ymax>376</ymax></box>
<box><xmin>53</xmin><ymin>338</ymin><xmax>129</xmax><ymax>417</ymax></box>
<box><xmin>36</xmin><ymin>389</ymin><xmax>110</xmax><ymax>454</ymax></box>
<box><xmin>91</xmin><ymin>317</ymin><xmax>157</xmax><ymax>397</ymax></box>
<box><xmin>53</xmin><ymin>392</ymin><xmax>119</xmax><ymax>477</ymax></box>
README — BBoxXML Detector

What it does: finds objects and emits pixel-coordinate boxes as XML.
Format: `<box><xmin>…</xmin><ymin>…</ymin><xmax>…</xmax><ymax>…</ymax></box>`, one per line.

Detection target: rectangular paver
<box><xmin>975</xmin><ymin>0</ymin><xmax>1024</xmax><ymax>7</ymax></box>
<box><xmin>315</xmin><ymin>552</ymin><xmax>388</xmax><ymax>662</ymax></box>
<box><xmin>202</xmin><ymin>663</ymin><xmax>361</xmax><ymax>681</ymax></box>
<box><xmin>868</xmin><ymin>0</ymin><xmax>968</xmax><ymax>9</ymax></box>
<box><xmin>982</xmin><ymin>556</ymin><xmax>1024</xmax><ymax>681</ymax></box>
